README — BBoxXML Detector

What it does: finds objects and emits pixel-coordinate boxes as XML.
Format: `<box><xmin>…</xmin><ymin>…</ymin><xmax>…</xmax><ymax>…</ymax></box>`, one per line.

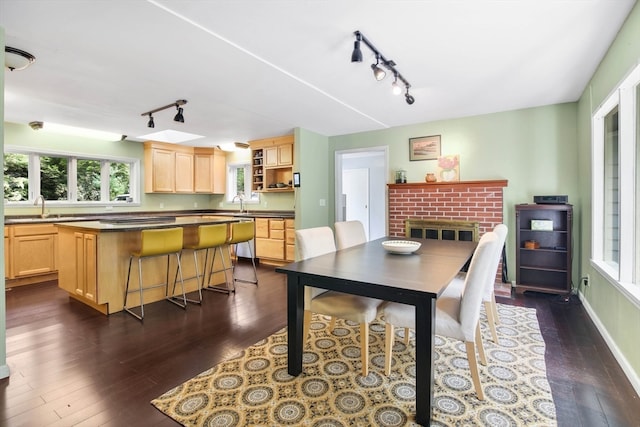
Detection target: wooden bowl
<box><xmin>524</xmin><ymin>240</ymin><xmax>540</xmax><ymax>249</ymax></box>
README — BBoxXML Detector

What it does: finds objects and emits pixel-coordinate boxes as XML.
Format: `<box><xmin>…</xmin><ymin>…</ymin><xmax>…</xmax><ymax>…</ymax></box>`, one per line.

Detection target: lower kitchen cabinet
<box><xmin>74</xmin><ymin>232</ymin><xmax>98</xmax><ymax>303</ymax></box>
<box><xmin>285</xmin><ymin>219</ymin><xmax>295</xmax><ymax>261</ymax></box>
<box><xmin>255</xmin><ymin>217</ymin><xmax>291</xmax><ymax>264</ymax></box>
<box><xmin>5</xmin><ymin>224</ymin><xmax>58</xmax><ymax>284</ymax></box>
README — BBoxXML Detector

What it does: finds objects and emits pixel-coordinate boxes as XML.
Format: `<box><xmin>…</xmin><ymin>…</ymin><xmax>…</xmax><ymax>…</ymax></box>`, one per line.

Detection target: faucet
<box><xmin>232</xmin><ymin>193</ymin><xmax>246</xmax><ymax>213</ymax></box>
<box><xmin>34</xmin><ymin>194</ymin><xmax>48</xmax><ymax>218</ymax></box>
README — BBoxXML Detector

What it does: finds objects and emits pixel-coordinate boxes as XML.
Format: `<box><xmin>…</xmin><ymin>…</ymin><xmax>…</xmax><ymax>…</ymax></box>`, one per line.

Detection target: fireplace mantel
<box><xmin>388</xmin><ymin>179</ymin><xmax>508</xmax><ymax>190</ymax></box>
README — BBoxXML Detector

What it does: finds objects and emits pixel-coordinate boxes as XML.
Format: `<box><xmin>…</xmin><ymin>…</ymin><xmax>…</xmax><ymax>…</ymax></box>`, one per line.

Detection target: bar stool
<box><xmin>123</xmin><ymin>227</ymin><xmax>187</xmax><ymax>320</ymax></box>
<box><xmin>228</xmin><ymin>221</ymin><xmax>258</xmax><ymax>284</ymax></box>
<box><xmin>183</xmin><ymin>223</ymin><xmax>234</xmax><ymax>303</ymax></box>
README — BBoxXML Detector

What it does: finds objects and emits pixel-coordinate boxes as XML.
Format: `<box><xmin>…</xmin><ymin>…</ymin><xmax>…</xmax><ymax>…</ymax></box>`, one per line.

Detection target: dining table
<box><xmin>276</xmin><ymin>236</ymin><xmax>477</xmax><ymax>426</ymax></box>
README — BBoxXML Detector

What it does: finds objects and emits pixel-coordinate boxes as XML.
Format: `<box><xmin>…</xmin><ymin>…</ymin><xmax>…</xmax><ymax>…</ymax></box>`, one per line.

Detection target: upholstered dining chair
<box><xmin>296</xmin><ymin>226</ymin><xmax>384</xmax><ymax>376</ymax></box>
<box><xmin>334</xmin><ymin>220</ymin><xmax>367</xmax><ymax>250</ymax></box>
<box><xmin>451</xmin><ymin>224</ymin><xmax>508</xmax><ymax>343</ymax></box>
<box><xmin>382</xmin><ymin>231</ymin><xmax>499</xmax><ymax>400</ymax></box>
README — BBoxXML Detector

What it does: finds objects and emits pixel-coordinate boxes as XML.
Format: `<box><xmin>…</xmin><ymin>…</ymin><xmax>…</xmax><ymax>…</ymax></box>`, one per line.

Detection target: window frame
<box><xmin>4</xmin><ymin>145</ymin><xmax>140</xmax><ymax>206</ymax></box>
<box><xmin>226</xmin><ymin>161</ymin><xmax>259</xmax><ymax>204</ymax></box>
<box><xmin>591</xmin><ymin>63</ymin><xmax>640</xmax><ymax>305</ymax></box>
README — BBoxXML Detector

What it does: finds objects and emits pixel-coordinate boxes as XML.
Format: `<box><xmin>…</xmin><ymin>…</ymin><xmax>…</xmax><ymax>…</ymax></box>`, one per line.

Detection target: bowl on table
<box><xmin>381</xmin><ymin>240</ymin><xmax>421</xmax><ymax>254</ymax></box>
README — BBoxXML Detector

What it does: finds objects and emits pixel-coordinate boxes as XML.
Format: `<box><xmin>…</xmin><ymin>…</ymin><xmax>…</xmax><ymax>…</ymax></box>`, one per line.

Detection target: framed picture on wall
<box><xmin>409</xmin><ymin>135</ymin><xmax>441</xmax><ymax>161</ymax></box>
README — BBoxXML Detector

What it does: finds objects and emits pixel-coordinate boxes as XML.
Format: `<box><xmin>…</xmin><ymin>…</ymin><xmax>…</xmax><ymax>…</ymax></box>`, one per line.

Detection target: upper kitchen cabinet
<box><xmin>194</xmin><ymin>147</ymin><xmax>226</xmax><ymax>194</ymax></box>
<box><xmin>249</xmin><ymin>135</ymin><xmax>294</xmax><ymax>192</ymax></box>
<box><xmin>144</xmin><ymin>142</ymin><xmax>226</xmax><ymax>194</ymax></box>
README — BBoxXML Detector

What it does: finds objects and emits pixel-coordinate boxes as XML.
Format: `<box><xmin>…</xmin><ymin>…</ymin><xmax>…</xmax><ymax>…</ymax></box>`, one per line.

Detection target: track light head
<box><xmin>147</xmin><ymin>114</ymin><xmax>154</xmax><ymax>128</ymax></box>
<box><xmin>351</xmin><ymin>32</ymin><xmax>363</xmax><ymax>63</ymax></box>
<box><xmin>371</xmin><ymin>55</ymin><xmax>386</xmax><ymax>81</ymax></box>
<box><xmin>391</xmin><ymin>74</ymin><xmax>402</xmax><ymax>95</ymax></box>
<box><xmin>405</xmin><ymin>87</ymin><xmax>415</xmax><ymax>105</ymax></box>
<box><xmin>174</xmin><ymin>106</ymin><xmax>184</xmax><ymax>123</ymax></box>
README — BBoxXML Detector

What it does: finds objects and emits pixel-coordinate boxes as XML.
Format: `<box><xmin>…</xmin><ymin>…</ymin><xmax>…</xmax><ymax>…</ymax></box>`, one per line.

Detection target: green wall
<box><xmin>576</xmin><ymin>1</ymin><xmax>640</xmax><ymax>390</ymax></box>
<box><xmin>295</xmin><ymin>127</ymin><xmax>330</xmax><ymax>230</ymax></box>
<box><xmin>325</xmin><ymin>103</ymin><xmax>579</xmax><ymax>286</ymax></box>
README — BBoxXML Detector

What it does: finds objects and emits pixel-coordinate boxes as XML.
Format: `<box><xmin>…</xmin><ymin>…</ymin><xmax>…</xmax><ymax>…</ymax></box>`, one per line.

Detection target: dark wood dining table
<box><xmin>276</xmin><ymin>237</ymin><xmax>477</xmax><ymax>426</ymax></box>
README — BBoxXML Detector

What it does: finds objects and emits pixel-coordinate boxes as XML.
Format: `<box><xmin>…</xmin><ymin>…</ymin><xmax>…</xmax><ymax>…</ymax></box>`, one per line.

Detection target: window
<box><xmin>592</xmin><ymin>63</ymin><xmax>640</xmax><ymax>302</ymax></box>
<box><xmin>226</xmin><ymin>162</ymin><xmax>258</xmax><ymax>203</ymax></box>
<box><xmin>3</xmin><ymin>147</ymin><xmax>139</xmax><ymax>205</ymax></box>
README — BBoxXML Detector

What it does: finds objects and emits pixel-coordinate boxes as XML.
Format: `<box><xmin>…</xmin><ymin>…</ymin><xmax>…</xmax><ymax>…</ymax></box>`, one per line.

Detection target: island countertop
<box><xmin>54</xmin><ymin>215</ymin><xmax>241</xmax><ymax>232</ymax></box>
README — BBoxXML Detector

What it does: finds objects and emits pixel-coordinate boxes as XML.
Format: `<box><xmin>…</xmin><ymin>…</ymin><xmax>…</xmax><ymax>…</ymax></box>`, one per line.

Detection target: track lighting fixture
<box><xmin>140</xmin><ymin>99</ymin><xmax>187</xmax><ymax>127</ymax></box>
<box><xmin>371</xmin><ymin>54</ymin><xmax>386</xmax><ymax>81</ymax></box>
<box><xmin>350</xmin><ymin>30</ymin><xmax>415</xmax><ymax>105</ymax></box>
<box><xmin>174</xmin><ymin>106</ymin><xmax>184</xmax><ymax>123</ymax></box>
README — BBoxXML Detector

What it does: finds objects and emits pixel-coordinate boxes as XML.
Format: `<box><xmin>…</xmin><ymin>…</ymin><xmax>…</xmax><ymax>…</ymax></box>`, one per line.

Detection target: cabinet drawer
<box><xmin>256</xmin><ymin>238</ymin><xmax>285</xmax><ymax>260</ymax></box>
<box><xmin>270</xmin><ymin>229</ymin><xmax>285</xmax><ymax>240</ymax></box>
<box><xmin>285</xmin><ymin>219</ymin><xmax>295</xmax><ymax>229</ymax></box>
<box><xmin>12</xmin><ymin>224</ymin><xmax>57</xmax><ymax>236</ymax></box>
<box><xmin>269</xmin><ymin>220</ymin><xmax>285</xmax><ymax>230</ymax></box>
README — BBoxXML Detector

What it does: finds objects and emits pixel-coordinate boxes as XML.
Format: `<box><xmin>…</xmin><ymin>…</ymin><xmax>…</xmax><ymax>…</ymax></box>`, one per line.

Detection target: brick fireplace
<box><xmin>388</xmin><ymin>179</ymin><xmax>508</xmax><ymax>281</ymax></box>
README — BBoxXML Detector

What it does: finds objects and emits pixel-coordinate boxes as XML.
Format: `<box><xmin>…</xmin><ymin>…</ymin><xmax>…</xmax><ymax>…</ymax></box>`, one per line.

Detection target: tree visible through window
<box><xmin>40</xmin><ymin>155</ymin><xmax>69</xmax><ymax>201</ymax></box>
<box><xmin>3</xmin><ymin>153</ymin><xmax>29</xmax><ymax>201</ymax></box>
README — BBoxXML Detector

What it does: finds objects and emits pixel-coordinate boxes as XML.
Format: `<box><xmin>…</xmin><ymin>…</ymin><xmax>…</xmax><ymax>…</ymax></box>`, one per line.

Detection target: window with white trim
<box><xmin>226</xmin><ymin>162</ymin><xmax>259</xmax><ymax>203</ymax></box>
<box><xmin>592</xmin><ymin>63</ymin><xmax>640</xmax><ymax>301</ymax></box>
<box><xmin>3</xmin><ymin>147</ymin><xmax>139</xmax><ymax>205</ymax></box>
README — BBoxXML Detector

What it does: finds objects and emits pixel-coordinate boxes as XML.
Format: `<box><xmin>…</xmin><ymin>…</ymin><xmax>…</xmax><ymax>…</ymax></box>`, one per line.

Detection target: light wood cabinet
<box><xmin>174</xmin><ymin>151</ymin><xmax>194</xmax><ymax>193</ymax></box>
<box><xmin>249</xmin><ymin>135</ymin><xmax>294</xmax><ymax>193</ymax></box>
<box><xmin>8</xmin><ymin>224</ymin><xmax>58</xmax><ymax>278</ymax></box>
<box><xmin>285</xmin><ymin>219</ymin><xmax>296</xmax><ymax>261</ymax></box>
<box><xmin>255</xmin><ymin>218</ymin><xmax>289</xmax><ymax>263</ymax></box>
<box><xmin>194</xmin><ymin>148</ymin><xmax>226</xmax><ymax>194</ymax></box>
<box><xmin>70</xmin><ymin>232</ymin><xmax>98</xmax><ymax>303</ymax></box>
<box><xmin>144</xmin><ymin>142</ymin><xmax>226</xmax><ymax>194</ymax></box>
<box><xmin>4</xmin><ymin>227</ymin><xmax>10</xmax><ymax>279</ymax></box>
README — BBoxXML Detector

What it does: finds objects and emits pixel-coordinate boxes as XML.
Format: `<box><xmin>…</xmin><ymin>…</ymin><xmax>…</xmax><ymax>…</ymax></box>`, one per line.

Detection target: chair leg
<box><xmin>123</xmin><ymin>255</ymin><xmax>144</xmax><ymax>321</ymax></box>
<box><xmin>205</xmin><ymin>246</ymin><xmax>234</xmax><ymax>294</ymax></box>
<box><xmin>232</xmin><ymin>242</ymin><xmax>258</xmax><ymax>285</ymax></box>
<box><xmin>360</xmin><ymin>323</ymin><xmax>369</xmax><ymax>376</ymax></box>
<box><xmin>166</xmin><ymin>252</ymin><xmax>187</xmax><ymax>309</ymax></box>
<box><xmin>183</xmin><ymin>249</ymin><xmax>203</xmax><ymax>304</ymax></box>
<box><xmin>465</xmin><ymin>341</ymin><xmax>485</xmax><ymax>400</ymax></box>
<box><xmin>384</xmin><ymin>323</ymin><xmax>394</xmax><ymax>375</ymax></box>
<box><xmin>475</xmin><ymin>323</ymin><xmax>487</xmax><ymax>366</ymax></box>
<box><xmin>484</xmin><ymin>300</ymin><xmax>499</xmax><ymax>343</ymax></box>
<box><xmin>491</xmin><ymin>292</ymin><xmax>500</xmax><ymax>324</ymax></box>
<box><xmin>303</xmin><ymin>310</ymin><xmax>312</xmax><ymax>343</ymax></box>
<box><xmin>403</xmin><ymin>327</ymin><xmax>411</xmax><ymax>345</ymax></box>
<box><xmin>328</xmin><ymin>317</ymin><xmax>337</xmax><ymax>332</ymax></box>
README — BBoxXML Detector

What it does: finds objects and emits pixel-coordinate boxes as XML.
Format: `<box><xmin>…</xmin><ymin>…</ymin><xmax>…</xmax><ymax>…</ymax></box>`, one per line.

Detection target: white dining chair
<box><xmin>483</xmin><ymin>224</ymin><xmax>508</xmax><ymax>342</ymax></box>
<box><xmin>296</xmin><ymin>226</ymin><xmax>384</xmax><ymax>376</ymax></box>
<box><xmin>382</xmin><ymin>231</ymin><xmax>499</xmax><ymax>400</ymax></box>
<box><xmin>334</xmin><ymin>220</ymin><xmax>367</xmax><ymax>250</ymax></box>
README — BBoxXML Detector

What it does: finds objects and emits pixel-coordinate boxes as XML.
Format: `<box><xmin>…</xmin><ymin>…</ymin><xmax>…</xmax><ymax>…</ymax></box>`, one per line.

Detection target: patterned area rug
<box><xmin>152</xmin><ymin>304</ymin><xmax>556</xmax><ymax>426</ymax></box>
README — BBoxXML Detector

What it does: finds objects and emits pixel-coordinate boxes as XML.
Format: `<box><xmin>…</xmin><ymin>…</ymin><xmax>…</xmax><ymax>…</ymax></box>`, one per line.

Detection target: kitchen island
<box><xmin>56</xmin><ymin>216</ymin><xmax>240</xmax><ymax>315</ymax></box>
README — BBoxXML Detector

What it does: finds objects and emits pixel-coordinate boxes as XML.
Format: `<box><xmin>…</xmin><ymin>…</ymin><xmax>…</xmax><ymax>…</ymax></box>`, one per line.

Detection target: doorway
<box><xmin>335</xmin><ymin>147</ymin><xmax>388</xmax><ymax>240</ymax></box>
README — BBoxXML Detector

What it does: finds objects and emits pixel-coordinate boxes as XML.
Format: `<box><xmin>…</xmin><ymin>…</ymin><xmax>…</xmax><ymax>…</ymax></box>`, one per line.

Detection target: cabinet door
<box><xmin>194</xmin><ymin>152</ymin><xmax>214</xmax><ymax>193</ymax></box>
<box><xmin>278</xmin><ymin>144</ymin><xmax>293</xmax><ymax>166</ymax></box>
<box><xmin>175</xmin><ymin>152</ymin><xmax>194</xmax><ymax>193</ymax></box>
<box><xmin>84</xmin><ymin>234</ymin><xmax>98</xmax><ymax>302</ymax></box>
<box><xmin>255</xmin><ymin>218</ymin><xmax>270</xmax><ymax>238</ymax></box>
<box><xmin>151</xmin><ymin>148</ymin><xmax>175</xmax><ymax>192</ymax></box>
<box><xmin>12</xmin><ymin>234</ymin><xmax>56</xmax><ymax>277</ymax></box>
<box><xmin>264</xmin><ymin>147</ymin><xmax>278</xmax><ymax>167</ymax></box>
<box><xmin>212</xmin><ymin>149</ymin><xmax>226</xmax><ymax>194</ymax></box>
<box><xmin>4</xmin><ymin>227</ymin><xmax>10</xmax><ymax>279</ymax></box>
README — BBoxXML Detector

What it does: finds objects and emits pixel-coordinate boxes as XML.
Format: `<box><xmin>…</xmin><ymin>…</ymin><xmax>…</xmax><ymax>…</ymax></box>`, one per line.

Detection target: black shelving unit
<box><xmin>515</xmin><ymin>203</ymin><xmax>572</xmax><ymax>295</ymax></box>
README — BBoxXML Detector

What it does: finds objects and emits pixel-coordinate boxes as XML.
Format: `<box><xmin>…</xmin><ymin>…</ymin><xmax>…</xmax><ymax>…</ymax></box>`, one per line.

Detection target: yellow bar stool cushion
<box><xmin>227</xmin><ymin>221</ymin><xmax>258</xmax><ymax>285</ymax></box>
<box><xmin>183</xmin><ymin>224</ymin><xmax>234</xmax><ymax>299</ymax></box>
<box><xmin>124</xmin><ymin>227</ymin><xmax>187</xmax><ymax>320</ymax></box>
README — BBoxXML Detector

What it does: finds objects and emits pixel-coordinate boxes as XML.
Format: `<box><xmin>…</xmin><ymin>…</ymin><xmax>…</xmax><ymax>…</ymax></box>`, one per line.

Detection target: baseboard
<box><xmin>0</xmin><ymin>364</ymin><xmax>10</xmax><ymax>379</ymax></box>
<box><xmin>578</xmin><ymin>291</ymin><xmax>640</xmax><ymax>396</ymax></box>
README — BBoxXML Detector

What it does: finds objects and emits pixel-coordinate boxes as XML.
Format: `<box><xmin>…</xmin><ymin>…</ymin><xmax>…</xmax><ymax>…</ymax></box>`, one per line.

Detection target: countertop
<box><xmin>4</xmin><ymin>210</ymin><xmax>295</xmax><ymax>225</ymax></box>
<box><xmin>55</xmin><ymin>216</ymin><xmax>241</xmax><ymax>232</ymax></box>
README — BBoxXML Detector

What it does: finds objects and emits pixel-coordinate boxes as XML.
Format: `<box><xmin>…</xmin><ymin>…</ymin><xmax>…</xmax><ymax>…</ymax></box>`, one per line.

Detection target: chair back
<box><xmin>459</xmin><ymin>231</ymin><xmax>499</xmax><ymax>340</ymax></box>
<box><xmin>483</xmin><ymin>224</ymin><xmax>508</xmax><ymax>300</ymax></box>
<box><xmin>334</xmin><ymin>220</ymin><xmax>367</xmax><ymax>250</ymax></box>
<box><xmin>295</xmin><ymin>227</ymin><xmax>337</xmax><ymax>303</ymax></box>
<box><xmin>197</xmin><ymin>223</ymin><xmax>229</xmax><ymax>249</ymax></box>
<box><xmin>228</xmin><ymin>221</ymin><xmax>255</xmax><ymax>244</ymax></box>
<box><xmin>138</xmin><ymin>227</ymin><xmax>183</xmax><ymax>257</ymax></box>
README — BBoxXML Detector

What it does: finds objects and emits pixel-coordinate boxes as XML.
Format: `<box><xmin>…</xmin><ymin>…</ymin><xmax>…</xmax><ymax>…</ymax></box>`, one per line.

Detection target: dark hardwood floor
<box><xmin>2</xmin><ymin>263</ymin><xmax>639</xmax><ymax>426</ymax></box>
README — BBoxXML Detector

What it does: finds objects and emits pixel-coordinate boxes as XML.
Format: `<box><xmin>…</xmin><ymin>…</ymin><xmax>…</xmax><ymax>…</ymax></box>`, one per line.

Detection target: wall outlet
<box><xmin>194</xmin><ymin>202</ymin><xmax>198</xmax><ymax>208</ymax></box>
<box><xmin>105</xmin><ymin>205</ymin><xmax>113</xmax><ymax>211</ymax></box>
<box><xmin>159</xmin><ymin>202</ymin><xmax>164</xmax><ymax>209</ymax></box>
<box><xmin>583</xmin><ymin>274</ymin><xmax>590</xmax><ymax>286</ymax></box>
<box><xmin>219</xmin><ymin>202</ymin><xmax>223</xmax><ymax>207</ymax></box>
<box><xmin>511</xmin><ymin>280</ymin><xmax>516</xmax><ymax>288</ymax></box>
<box><xmin>319</xmin><ymin>199</ymin><xmax>326</xmax><ymax>206</ymax></box>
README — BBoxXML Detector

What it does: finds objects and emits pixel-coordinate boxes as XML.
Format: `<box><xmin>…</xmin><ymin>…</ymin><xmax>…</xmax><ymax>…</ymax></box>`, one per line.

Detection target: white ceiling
<box><xmin>1</xmin><ymin>0</ymin><xmax>636</xmax><ymax>147</ymax></box>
